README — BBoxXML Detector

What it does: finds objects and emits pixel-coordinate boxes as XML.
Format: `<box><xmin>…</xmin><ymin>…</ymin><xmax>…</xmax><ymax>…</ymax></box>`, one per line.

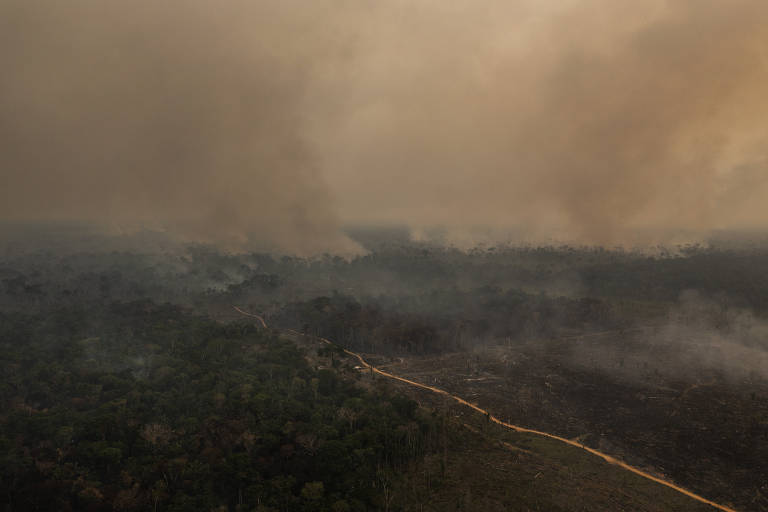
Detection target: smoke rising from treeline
<box><xmin>2</xmin><ymin>1</ymin><xmax>767</xmax><ymax>251</ymax></box>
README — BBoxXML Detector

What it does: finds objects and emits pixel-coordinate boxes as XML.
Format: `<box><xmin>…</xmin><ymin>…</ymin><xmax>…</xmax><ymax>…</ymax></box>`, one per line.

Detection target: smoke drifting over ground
<box><xmin>569</xmin><ymin>291</ymin><xmax>768</xmax><ymax>383</ymax></box>
<box><xmin>2</xmin><ymin>0</ymin><xmax>767</xmax><ymax>251</ymax></box>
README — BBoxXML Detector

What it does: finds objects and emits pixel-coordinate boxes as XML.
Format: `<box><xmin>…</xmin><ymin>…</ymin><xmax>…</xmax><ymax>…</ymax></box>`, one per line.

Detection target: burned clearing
<box><xmin>379</xmin><ymin>331</ymin><xmax>768</xmax><ymax>510</ymax></box>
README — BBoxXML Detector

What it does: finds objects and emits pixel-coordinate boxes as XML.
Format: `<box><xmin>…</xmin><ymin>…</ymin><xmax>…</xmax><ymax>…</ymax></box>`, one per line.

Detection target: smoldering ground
<box><xmin>2</xmin><ymin>0</ymin><xmax>768</xmax><ymax>251</ymax></box>
<box><xmin>557</xmin><ymin>291</ymin><xmax>768</xmax><ymax>383</ymax></box>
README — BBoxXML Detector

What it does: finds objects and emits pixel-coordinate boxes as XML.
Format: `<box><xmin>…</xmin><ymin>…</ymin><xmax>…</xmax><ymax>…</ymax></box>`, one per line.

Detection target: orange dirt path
<box><xmin>234</xmin><ymin>306</ymin><xmax>738</xmax><ymax>512</ymax></box>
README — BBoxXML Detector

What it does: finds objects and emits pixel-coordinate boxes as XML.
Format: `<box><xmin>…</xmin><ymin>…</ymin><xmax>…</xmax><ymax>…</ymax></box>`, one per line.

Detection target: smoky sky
<box><xmin>0</xmin><ymin>0</ymin><xmax>361</xmax><ymax>254</ymax></box>
<box><xmin>2</xmin><ymin>1</ymin><xmax>768</xmax><ymax>251</ymax></box>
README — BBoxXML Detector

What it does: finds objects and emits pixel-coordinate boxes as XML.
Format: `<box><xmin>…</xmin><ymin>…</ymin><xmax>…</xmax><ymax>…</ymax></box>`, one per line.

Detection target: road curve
<box><xmin>233</xmin><ymin>306</ymin><xmax>738</xmax><ymax>512</ymax></box>
<box><xmin>232</xmin><ymin>305</ymin><xmax>267</xmax><ymax>328</ymax></box>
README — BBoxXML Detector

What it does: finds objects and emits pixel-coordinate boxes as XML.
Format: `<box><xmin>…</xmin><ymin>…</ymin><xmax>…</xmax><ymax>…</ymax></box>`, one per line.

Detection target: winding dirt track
<box><xmin>233</xmin><ymin>305</ymin><xmax>267</xmax><ymax>328</ymax></box>
<box><xmin>233</xmin><ymin>306</ymin><xmax>737</xmax><ymax>512</ymax></box>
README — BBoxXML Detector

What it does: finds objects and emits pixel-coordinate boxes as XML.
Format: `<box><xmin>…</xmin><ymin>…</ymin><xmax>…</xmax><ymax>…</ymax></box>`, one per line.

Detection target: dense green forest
<box><xmin>0</xmin><ymin>302</ymin><xmax>441</xmax><ymax>511</ymax></box>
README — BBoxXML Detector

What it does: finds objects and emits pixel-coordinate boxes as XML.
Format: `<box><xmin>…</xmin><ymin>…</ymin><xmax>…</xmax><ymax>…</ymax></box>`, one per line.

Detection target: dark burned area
<box><xmin>384</xmin><ymin>336</ymin><xmax>768</xmax><ymax>510</ymax></box>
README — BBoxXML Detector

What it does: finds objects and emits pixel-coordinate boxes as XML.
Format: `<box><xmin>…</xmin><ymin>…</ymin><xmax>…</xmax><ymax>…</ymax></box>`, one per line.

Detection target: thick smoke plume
<box><xmin>0</xmin><ymin>0</ymin><xmax>362</xmax><ymax>254</ymax></box>
<box><xmin>2</xmin><ymin>0</ymin><xmax>768</xmax><ymax>250</ymax></box>
<box><xmin>313</xmin><ymin>0</ymin><xmax>768</xmax><ymax>244</ymax></box>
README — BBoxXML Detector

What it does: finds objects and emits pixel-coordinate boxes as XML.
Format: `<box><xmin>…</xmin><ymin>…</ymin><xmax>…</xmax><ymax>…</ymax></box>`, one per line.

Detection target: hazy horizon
<box><xmin>2</xmin><ymin>0</ymin><xmax>767</xmax><ymax>253</ymax></box>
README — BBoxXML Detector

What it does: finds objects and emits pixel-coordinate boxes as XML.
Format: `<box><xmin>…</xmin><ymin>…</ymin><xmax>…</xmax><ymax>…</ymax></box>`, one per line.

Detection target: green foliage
<box><xmin>0</xmin><ymin>303</ymin><xmax>438</xmax><ymax>511</ymax></box>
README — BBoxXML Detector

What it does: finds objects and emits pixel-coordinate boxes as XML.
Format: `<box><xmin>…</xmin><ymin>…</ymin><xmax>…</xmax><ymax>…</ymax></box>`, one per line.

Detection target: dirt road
<box><xmin>232</xmin><ymin>305</ymin><xmax>267</xmax><ymax>328</ymax></box>
<box><xmin>233</xmin><ymin>305</ymin><xmax>738</xmax><ymax>512</ymax></box>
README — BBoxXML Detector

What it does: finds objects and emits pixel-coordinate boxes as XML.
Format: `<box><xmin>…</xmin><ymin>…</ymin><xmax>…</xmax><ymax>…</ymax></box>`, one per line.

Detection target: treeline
<box><xmin>0</xmin><ymin>302</ymin><xmax>442</xmax><ymax>511</ymax></box>
<box><xmin>6</xmin><ymin>242</ymin><xmax>768</xmax><ymax>319</ymax></box>
<box><xmin>273</xmin><ymin>289</ymin><xmax>660</xmax><ymax>355</ymax></box>
<box><xmin>6</xmin><ymin>240</ymin><xmax>767</xmax><ymax>359</ymax></box>
<box><xmin>577</xmin><ymin>249</ymin><xmax>768</xmax><ymax>309</ymax></box>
